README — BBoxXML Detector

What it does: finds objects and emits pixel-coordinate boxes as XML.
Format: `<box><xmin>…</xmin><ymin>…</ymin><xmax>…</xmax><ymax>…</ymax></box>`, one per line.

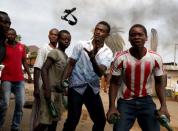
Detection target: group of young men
<box><xmin>0</xmin><ymin>11</ymin><xmax>170</xmax><ymax>131</ymax></box>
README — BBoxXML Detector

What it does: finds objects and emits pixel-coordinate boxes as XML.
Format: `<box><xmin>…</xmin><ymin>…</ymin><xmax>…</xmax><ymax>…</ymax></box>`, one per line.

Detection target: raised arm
<box><xmin>84</xmin><ymin>48</ymin><xmax>106</xmax><ymax>77</ymax></box>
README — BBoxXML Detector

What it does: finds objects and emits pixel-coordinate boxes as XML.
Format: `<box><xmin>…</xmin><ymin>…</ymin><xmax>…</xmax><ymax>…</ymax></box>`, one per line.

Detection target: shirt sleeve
<box><xmin>22</xmin><ymin>44</ymin><xmax>26</xmax><ymax>59</ymax></box>
<box><xmin>153</xmin><ymin>55</ymin><xmax>164</xmax><ymax>76</ymax></box>
<box><xmin>111</xmin><ymin>54</ymin><xmax>123</xmax><ymax>76</ymax></box>
<box><xmin>100</xmin><ymin>50</ymin><xmax>113</xmax><ymax>69</ymax></box>
<box><xmin>47</xmin><ymin>49</ymin><xmax>58</xmax><ymax>61</ymax></box>
<box><xmin>34</xmin><ymin>47</ymin><xmax>46</xmax><ymax>69</ymax></box>
<box><xmin>70</xmin><ymin>42</ymin><xmax>83</xmax><ymax>60</ymax></box>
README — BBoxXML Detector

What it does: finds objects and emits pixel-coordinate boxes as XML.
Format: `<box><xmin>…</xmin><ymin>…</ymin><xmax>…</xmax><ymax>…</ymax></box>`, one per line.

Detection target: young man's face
<box><xmin>0</xmin><ymin>14</ymin><xmax>11</xmax><ymax>35</ymax></box>
<box><xmin>58</xmin><ymin>33</ymin><xmax>71</xmax><ymax>49</ymax></box>
<box><xmin>93</xmin><ymin>23</ymin><xmax>109</xmax><ymax>43</ymax></box>
<box><xmin>48</xmin><ymin>29</ymin><xmax>58</xmax><ymax>43</ymax></box>
<box><xmin>7</xmin><ymin>29</ymin><xmax>16</xmax><ymax>42</ymax></box>
<box><xmin>129</xmin><ymin>27</ymin><xmax>147</xmax><ymax>48</ymax></box>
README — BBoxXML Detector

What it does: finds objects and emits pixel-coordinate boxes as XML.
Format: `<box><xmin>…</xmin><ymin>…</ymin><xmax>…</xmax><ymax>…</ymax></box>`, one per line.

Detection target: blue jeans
<box><xmin>114</xmin><ymin>96</ymin><xmax>160</xmax><ymax>131</ymax></box>
<box><xmin>0</xmin><ymin>81</ymin><xmax>25</xmax><ymax>130</ymax></box>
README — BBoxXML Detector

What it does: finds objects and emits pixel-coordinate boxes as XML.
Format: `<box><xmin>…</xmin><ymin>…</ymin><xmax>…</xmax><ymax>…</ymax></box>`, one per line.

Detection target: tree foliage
<box><xmin>15</xmin><ymin>34</ymin><xmax>22</xmax><ymax>42</ymax></box>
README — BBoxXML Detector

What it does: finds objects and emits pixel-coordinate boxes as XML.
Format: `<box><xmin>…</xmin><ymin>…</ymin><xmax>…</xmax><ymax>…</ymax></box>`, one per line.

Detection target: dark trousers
<box><xmin>114</xmin><ymin>96</ymin><xmax>160</xmax><ymax>131</ymax></box>
<box><xmin>63</xmin><ymin>86</ymin><xmax>106</xmax><ymax>131</ymax></box>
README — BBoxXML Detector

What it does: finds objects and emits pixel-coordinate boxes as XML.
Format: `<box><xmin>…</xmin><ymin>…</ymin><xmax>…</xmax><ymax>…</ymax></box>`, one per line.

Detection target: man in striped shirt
<box><xmin>107</xmin><ymin>24</ymin><xmax>170</xmax><ymax>131</ymax></box>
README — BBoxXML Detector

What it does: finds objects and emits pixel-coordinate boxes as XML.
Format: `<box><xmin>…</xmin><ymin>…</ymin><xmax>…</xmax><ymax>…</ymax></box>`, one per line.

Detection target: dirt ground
<box><xmin>2</xmin><ymin>83</ymin><xmax>178</xmax><ymax>131</ymax></box>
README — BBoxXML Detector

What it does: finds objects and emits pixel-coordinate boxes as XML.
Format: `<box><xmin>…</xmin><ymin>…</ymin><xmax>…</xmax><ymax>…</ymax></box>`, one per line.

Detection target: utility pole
<box><xmin>174</xmin><ymin>44</ymin><xmax>178</xmax><ymax>66</ymax></box>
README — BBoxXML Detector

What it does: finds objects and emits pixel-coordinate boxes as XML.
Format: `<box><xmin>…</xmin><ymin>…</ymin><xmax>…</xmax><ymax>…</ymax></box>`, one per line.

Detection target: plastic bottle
<box><xmin>46</xmin><ymin>100</ymin><xmax>58</xmax><ymax>118</ymax></box>
<box><xmin>157</xmin><ymin>114</ymin><xmax>173</xmax><ymax>131</ymax></box>
<box><xmin>55</xmin><ymin>79</ymin><xmax>69</xmax><ymax>93</ymax></box>
<box><xmin>108</xmin><ymin>113</ymin><xmax>120</xmax><ymax>124</ymax></box>
<box><xmin>61</xmin><ymin>79</ymin><xmax>69</xmax><ymax>89</ymax></box>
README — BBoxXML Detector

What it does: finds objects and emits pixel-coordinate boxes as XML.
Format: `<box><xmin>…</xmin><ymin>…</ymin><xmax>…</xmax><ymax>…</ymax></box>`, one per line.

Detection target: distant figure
<box><xmin>0</xmin><ymin>28</ymin><xmax>32</xmax><ymax>131</ymax></box>
<box><xmin>0</xmin><ymin>11</ymin><xmax>11</xmax><ymax>63</ymax></box>
<box><xmin>107</xmin><ymin>24</ymin><xmax>170</xmax><ymax>131</ymax></box>
<box><xmin>62</xmin><ymin>21</ymin><xmax>113</xmax><ymax>131</ymax></box>
<box><xmin>173</xmin><ymin>80</ymin><xmax>178</xmax><ymax>101</ymax></box>
<box><xmin>32</xmin><ymin>28</ymin><xmax>59</xmax><ymax>131</ymax></box>
<box><xmin>41</xmin><ymin>30</ymin><xmax>71</xmax><ymax>131</ymax></box>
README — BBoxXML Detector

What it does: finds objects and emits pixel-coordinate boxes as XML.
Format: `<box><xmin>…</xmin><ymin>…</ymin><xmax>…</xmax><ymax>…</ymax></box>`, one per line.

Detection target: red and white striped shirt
<box><xmin>111</xmin><ymin>49</ymin><xmax>164</xmax><ymax>100</ymax></box>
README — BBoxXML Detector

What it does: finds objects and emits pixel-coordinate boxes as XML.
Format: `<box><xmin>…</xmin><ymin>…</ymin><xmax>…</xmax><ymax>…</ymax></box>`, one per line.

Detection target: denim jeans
<box><xmin>114</xmin><ymin>96</ymin><xmax>160</xmax><ymax>131</ymax></box>
<box><xmin>0</xmin><ymin>81</ymin><xmax>25</xmax><ymax>130</ymax></box>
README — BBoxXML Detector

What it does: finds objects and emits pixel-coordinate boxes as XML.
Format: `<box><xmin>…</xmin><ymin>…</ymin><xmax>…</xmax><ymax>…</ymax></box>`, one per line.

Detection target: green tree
<box><xmin>24</xmin><ymin>45</ymin><xmax>30</xmax><ymax>54</ymax></box>
<box><xmin>15</xmin><ymin>34</ymin><xmax>21</xmax><ymax>42</ymax></box>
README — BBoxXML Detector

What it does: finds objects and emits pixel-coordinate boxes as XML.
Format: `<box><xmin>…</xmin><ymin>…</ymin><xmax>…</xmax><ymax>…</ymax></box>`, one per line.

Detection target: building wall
<box><xmin>165</xmin><ymin>70</ymin><xmax>178</xmax><ymax>90</ymax></box>
<box><xmin>152</xmin><ymin>66</ymin><xmax>178</xmax><ymax>97</ymax></box>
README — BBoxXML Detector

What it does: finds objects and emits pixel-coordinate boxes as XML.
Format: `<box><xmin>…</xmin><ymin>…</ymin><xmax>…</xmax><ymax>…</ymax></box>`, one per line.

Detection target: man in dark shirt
<box><xmin>0</xmin><ymin>11</ymin><xmax>11</xmax><ymax>63</ymax></box>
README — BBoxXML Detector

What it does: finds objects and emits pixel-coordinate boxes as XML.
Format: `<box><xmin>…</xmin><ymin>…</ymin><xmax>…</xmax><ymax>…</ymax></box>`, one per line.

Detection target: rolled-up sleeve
<box><xmin>100</xmin><ymin>50</ymin><xmax>113</xmax><ymax>69</ymax></box>
<box><xmin>70</xmin><ymin>42</ymin><xmax>83</xmax><ymax>61</ymax></box>
<box><xmin>111</xmin><ymin>55</ymin><xmax>123</xmax><ymax>76</ymax></box>
<box><xmin>34</xmin><ymin>48</ymin><xmax>46</xmax><ymax>69</ymax></box>
<box><xmin>153</xmin><ymin>55</ymin><xmax>164</xmax><ymax>76</ymax></box>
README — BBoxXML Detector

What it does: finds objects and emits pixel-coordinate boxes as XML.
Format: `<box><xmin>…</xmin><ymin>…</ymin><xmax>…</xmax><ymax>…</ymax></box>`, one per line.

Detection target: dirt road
<box><xmin>3</xmin><ymin>83</ymin><xmax>178</xmax><ymax>131</ymax></box>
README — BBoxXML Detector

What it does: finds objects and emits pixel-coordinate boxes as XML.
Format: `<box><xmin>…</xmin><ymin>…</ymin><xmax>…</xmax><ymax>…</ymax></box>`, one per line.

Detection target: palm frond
<box><xmin>105</xmin><ymin>26</ymin><xmax>125</xmax><ymax>54</ymax></box>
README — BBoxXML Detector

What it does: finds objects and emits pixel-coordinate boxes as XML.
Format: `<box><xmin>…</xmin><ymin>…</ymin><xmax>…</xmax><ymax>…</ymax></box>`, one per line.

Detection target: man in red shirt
<box><xmin>0</xmin><ymin>28</ymin><xmax>32</xmax><ymax>131</ymax></box>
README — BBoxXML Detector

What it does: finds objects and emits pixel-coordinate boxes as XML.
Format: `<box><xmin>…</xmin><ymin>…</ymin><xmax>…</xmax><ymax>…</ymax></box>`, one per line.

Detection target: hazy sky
<box><xmin>1</xmin><ymin>0</ymin><xmax>178</xmax><ymax>63</ymax></box>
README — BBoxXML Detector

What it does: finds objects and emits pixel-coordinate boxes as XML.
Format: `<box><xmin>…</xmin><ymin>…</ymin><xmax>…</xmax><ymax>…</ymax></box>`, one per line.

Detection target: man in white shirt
<box><xmin>31</xmin><ymin>28</ymin><xmax>59</xmax><ymax>131</ymax></box>
<box><xmin>62</xmin><ymin>21</ymin><xmax>113</xmax><ymax>131</ymax></box>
